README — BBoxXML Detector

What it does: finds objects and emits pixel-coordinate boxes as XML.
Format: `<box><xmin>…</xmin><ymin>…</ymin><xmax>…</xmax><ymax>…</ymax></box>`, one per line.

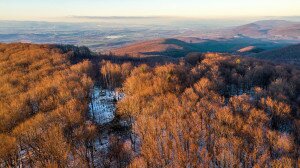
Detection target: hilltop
<box><xmin>230</xmin><ymin>20</ymin><xmax>300</xmax><ymax>40</ymax></box>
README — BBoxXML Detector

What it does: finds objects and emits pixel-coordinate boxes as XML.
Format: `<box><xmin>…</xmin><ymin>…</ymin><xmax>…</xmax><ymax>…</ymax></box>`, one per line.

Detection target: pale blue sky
<box><xmin>1</xmin><ymin>0</ymin><xmax>300</xmax><ymax>20</ymax></box>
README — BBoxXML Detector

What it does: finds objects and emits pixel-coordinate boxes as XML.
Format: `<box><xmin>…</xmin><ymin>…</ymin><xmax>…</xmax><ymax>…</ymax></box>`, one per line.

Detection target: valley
<box><xmin>1</xmin><ymin>19</ymin><xmax>300</xmax><ymax>55</ymax></box>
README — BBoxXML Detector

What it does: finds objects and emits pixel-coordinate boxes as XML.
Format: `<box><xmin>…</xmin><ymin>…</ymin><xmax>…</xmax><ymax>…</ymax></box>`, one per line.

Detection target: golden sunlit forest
<box><xmin>0</xmin><ymin>43</ymin><xmax>299</xmax><ymax>168</ymax></box>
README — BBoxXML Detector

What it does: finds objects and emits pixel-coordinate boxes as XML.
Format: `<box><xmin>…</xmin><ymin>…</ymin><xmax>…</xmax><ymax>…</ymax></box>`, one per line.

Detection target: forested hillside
<box><xmin>0</xmin><ymin>43</ymin><xmax>299</xmax><ymax>167</ymax></box>
<box><xmin>253</xmin><ymin>44</ymin><xmax>300</xmax><ymax>66</ymax></box>
<box><xmin>0</xmin><ymin>43</ymin><xmax>95</xmax><ymax>167</ymax></box>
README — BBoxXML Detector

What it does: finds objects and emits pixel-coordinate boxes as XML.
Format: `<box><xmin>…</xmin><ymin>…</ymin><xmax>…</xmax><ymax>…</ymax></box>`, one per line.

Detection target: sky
<box><xmin>1</xmin><ymin>0</ymin><xmax>300</xmax><ymax>21</ymax></box>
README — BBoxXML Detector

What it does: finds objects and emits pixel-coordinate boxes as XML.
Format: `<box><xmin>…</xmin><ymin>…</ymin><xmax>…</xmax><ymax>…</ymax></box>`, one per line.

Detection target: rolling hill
<box><xmin>231</xmin><ymin>20</ymin><xmax>300</xmax><ymax>40</ymax></box>
<box><xmin>111</xmin><ymin>38</ymin><xmax>200</xmax><ymax>58</ymax></box>
<box><xmin>111</xmin><ymin>36</ymin><xmax>288</xmax><ymax>58</ymax></box>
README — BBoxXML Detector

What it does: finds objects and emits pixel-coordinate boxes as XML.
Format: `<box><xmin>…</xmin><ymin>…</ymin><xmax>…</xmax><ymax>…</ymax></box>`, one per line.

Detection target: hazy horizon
<box><xmin>1</xmin><ymin>0</ymin><xmax>300</xmax><ymax>21</ymax></box>
<box><xmin>1</xmin><ymin>16</ymin><xmax>300</xmax><ymax>28</ymax></box>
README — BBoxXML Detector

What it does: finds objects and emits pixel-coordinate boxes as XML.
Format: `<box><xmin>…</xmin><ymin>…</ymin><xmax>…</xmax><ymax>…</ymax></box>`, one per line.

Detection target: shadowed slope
<box><xmin>253</xmin><ymin>43</ymin><xmax>300</xmax><ymax>65</ymax></box>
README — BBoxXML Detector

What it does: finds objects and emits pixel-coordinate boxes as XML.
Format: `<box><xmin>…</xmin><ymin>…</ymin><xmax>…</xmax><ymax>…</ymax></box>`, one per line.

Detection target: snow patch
<box><xmin>89</xmin><ymin>87</ymin><xmax>121</xmax><ymax>125</ymax></box>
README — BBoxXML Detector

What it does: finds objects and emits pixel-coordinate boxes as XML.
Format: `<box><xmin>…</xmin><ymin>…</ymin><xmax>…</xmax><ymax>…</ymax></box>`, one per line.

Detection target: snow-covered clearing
<box><xmin>89</xmin><ymin>87</ymin><xmax>123</xmax><ymax>125</ymax></box>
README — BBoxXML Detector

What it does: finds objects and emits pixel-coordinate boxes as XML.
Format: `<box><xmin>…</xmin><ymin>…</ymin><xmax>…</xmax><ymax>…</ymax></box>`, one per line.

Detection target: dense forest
<box><xmin>0</xmin><ymin>43</ymin><xmax>299</xmax><ymax>167</ymax></box>
<box><xmin>116</xmin><ymin>53</ymin><xmax>300</xmax><ymax>167</ymax></box>
<box><xmin>0</xmin><ymin>43</ymin><xmax>95</xmax><ymax>167</ymax></box>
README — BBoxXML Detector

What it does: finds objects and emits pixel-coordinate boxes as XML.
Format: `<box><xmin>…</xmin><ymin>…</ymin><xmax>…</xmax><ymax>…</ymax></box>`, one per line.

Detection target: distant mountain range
<box><xmin>228</xmin><ymin>20</ymin><xmax>300</xmax><ymax>40</ymax></box>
